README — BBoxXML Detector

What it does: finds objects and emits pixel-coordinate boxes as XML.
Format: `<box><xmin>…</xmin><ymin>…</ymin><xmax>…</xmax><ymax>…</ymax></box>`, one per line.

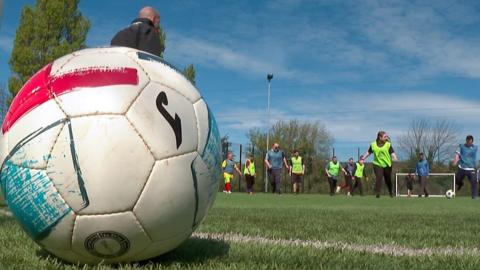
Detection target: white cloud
<box><xmin>165</xmin><ymin>32</ymin><xmax>324</xmax><ymax>84</ymax></box>
<box><xmin>290</xmin><ymin>91</ymin><xmax>480</xmax><ymax>139</ymax></box>
<box><xmin>219</xmin><ymin>90</ymin><xmax>480</xmax><ymax>144</ymax></box>
<box><xmin>357</xmin><ymin>0</ymin><xmax>480</xmax><ymax>79</ymax></box>
<box><xmin>0</xmin><ymin>33</ymin><xmax>12</xmax><ymax>53</ymax></box>
<box><xmin>215</xmin><ymin>107</ymin><xmax>288</xmax><ymax>131</ymax></box>
<box><xmin>162</xmin><ymin>0</ymin><xmax>480</xmax><ymax>86</ymax></box>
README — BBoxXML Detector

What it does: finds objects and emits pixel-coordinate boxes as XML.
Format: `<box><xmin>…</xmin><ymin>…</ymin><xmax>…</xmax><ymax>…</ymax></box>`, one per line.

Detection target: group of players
<box><xmin>222</xmin><ymin>131</ymin><xmax>478</xmax><ymax>199</ymax></box>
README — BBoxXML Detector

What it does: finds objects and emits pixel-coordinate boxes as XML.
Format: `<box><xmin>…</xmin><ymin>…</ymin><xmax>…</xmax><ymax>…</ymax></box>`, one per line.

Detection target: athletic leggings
<box><xmin>352</xmin><ymin>177</ymin><xmax>363</xmax><ymax>195</ymax></box>
<box><xmin>373</xmin><ymin>165</ymin><xmax>393</xmax><ymax>196</ymax></box>
<box><xmin>245</xmin><ymin>174</ymin><xmax>255</xmax><ymax>193</ymax></box>
<box><xmin>328</xmin><ymin>177</ymin><xmax>337</xmax><ymax>195</ymax></box>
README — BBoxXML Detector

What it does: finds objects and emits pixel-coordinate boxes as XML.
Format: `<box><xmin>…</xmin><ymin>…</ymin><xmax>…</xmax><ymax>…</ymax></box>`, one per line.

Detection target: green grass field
<box><xmin>1</xmin><ymin>193</ymin><xmax>480</xmax><ymax>269</ymax></box>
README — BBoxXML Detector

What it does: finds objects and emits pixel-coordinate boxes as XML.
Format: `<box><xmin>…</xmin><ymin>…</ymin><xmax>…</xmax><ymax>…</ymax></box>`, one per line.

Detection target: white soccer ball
<box><xmin>445</xmin><ymin>189</ymin><xmax>455</xmax><ymax>199</ymax></box>
<box><xmin>0</xmin><ymin>47</ymin><xmax>221</xmax><ymax>264</ymax></box>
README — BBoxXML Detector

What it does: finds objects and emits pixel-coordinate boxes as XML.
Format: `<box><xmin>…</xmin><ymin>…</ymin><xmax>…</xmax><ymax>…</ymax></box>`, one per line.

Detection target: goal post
<box><xmin>395</xmin><ymin>173</ymin><xmax>456</xmax><ymax>197</ymax></box>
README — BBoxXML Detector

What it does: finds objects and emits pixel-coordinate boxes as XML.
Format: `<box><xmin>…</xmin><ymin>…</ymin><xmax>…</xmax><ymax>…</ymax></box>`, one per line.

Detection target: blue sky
<box><xmin>1</xmin><ymin>0</ymin><xmax>480</xmax><ymax>160</ymax></box>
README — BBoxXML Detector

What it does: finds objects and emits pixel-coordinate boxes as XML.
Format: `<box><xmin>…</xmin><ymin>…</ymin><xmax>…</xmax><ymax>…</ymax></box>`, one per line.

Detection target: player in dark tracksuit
<box><xmin>340</xmin><ymin>158</ymin><xmax>355</xmax><ymax>196</ymax></box>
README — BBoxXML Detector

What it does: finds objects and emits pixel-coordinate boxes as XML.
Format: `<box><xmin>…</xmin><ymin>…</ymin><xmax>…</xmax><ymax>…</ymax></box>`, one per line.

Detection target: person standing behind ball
<box><xmin>453</xmin><ymin>135</ymin><xmax>478</xmax><ymax>199</ymax></box>
<box><xmin>222</xmin><ymin>152</ymin><xmax>242</xmax><ymax>194</ymax></box>
<box><xmin>111</xmin><ymin>6</ymin><xmax>164</xmax><ymax>57</ymax></box>
<box><xmin>362</xmin><ymin>131</ymin><xmax>398</xmax><ymax>198</ymax></box>
<box><xmin>265</xmin><ymin>143</ymin><xmax>290</xmax><ymax>194</ymax></box>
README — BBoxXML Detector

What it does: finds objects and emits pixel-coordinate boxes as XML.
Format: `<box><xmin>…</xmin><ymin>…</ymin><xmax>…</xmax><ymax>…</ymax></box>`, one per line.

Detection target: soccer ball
<box><xmin>445</xmin><ymin>189</ymin><xmax>455</xmax><ymax>199</ymax></box>
<box><xmin>0</xmin><ymin>47</ymin><xmax>221</xmax><ymax>264</ymax></box>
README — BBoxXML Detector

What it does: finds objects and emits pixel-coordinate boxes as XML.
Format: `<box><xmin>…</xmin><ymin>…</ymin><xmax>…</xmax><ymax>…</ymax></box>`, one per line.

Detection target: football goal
<box><xmin>395</xmin><ymin>173</ymin><xmax>455</xmax><ymax>197</ymax></box>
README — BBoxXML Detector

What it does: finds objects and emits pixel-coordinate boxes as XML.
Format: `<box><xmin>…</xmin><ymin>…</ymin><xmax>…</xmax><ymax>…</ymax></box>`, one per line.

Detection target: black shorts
<box><xmin>291</xmin><ymin>173</ymin><xmax>303</xmax><ymax>183</ymax></box>
<box><xmin>406</xmin><ymin>180</ymin><xmax>413</xmax><ymax>190</ymax></box>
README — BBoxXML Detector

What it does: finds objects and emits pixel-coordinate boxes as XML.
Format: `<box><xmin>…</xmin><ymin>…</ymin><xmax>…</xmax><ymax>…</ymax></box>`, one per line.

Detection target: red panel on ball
<box><xmin>2</xmin><ymin>64</ymin><xmax>138</xmax><ymax>133</ymax></box>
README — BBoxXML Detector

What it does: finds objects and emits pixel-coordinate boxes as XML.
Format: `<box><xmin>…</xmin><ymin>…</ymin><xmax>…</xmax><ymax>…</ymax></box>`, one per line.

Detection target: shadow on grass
<box><xmin>139</xmin><ymin>237</ymin><xmax>230</xmax><ymax>266</ymax></box>
<box><xmin>36</xmin><ymin>236</ymin><xmax>230</xmax><ymax>268</ymax></box>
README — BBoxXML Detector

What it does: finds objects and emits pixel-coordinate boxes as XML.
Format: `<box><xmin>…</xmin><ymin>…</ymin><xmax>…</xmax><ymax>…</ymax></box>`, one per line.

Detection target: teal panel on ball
<box><xmin>0</xmin><ymin>160</ymin><xmax>71</xmax><ymax>240</ymax></box>
<box><xmin>201</xmin><ymin>107</ymin><xmax>221</xmax><ymax>176</ymax></box>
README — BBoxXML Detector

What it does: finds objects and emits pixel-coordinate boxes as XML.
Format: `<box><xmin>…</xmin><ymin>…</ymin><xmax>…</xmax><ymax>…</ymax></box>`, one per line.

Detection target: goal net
<box><xmin>395</xmin><ymin>173</ymin><xmax>455</xmax><ymax>197</ymax></box>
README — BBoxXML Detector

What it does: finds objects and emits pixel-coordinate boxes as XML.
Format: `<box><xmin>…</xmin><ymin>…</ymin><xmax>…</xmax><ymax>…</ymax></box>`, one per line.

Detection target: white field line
<box><xmin>192</xmin><ymin>232</ymin><xmax>480</xmax><ymax>257</ymax></box>
<box><xmin>0</xmin><ymin>208</ymin><xmax>12</xmax><ymax>217</ymax></box>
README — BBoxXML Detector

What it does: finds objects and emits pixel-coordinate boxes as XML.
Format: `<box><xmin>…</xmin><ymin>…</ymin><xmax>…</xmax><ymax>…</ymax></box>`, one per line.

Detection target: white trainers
<box><xmin>336</xmin><ymin>186</ymin><xmax>341</xmax><ymax>193</ymax></box>
<box><xmin>228</xmin><ymin>191</ymin><xmax>232</xmax><ymax>194</ymax></box>
<box><xmin>347</xmin><ymin>192</ymin><xmax>351</xmax><ymax>196</ymax></box>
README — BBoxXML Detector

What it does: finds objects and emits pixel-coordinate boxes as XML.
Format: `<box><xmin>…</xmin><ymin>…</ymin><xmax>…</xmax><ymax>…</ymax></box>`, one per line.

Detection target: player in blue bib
<box><xmin>453</xmin><ymin>135</ymin><xmax>478</xmax><ymax>199</ymax></box>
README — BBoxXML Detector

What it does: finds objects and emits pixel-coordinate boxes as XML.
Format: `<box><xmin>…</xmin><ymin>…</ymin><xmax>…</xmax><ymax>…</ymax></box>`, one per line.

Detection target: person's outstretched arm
<box><xmin>452</xmin><ymin>153</ymin><xmax>460</xmax><ymax>166</ymax></box>
<box><xmin>362</xmin><ymin>146</ymin><xmax>372</xmax><ymax>160</ymax></box>
<box><xmin>235</xmin><ymin>164</ymin><xmax>242</xmax><ymax>176</ymax></box>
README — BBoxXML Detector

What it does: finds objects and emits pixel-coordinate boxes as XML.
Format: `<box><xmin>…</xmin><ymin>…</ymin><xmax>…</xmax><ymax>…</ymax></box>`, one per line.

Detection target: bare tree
<box><xmin>397</xmin><ymin>119</ymin><xmax>458</xmax><ymax>165</ymax></box>
<box><xmin>248</xmin><ymin>119</ymin><xmax>333</xmax><ymax>160</ymax></box>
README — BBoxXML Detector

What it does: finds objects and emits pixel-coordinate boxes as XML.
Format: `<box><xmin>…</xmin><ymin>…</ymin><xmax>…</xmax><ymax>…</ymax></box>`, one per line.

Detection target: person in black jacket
<box><xmin>111</xmin><ymin>6</ymin><xmax>164</xmax><ymax>57</ymax></box>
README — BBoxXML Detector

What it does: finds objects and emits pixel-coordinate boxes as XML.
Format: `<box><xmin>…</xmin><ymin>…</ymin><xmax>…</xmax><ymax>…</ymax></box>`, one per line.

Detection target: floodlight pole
<box><xmin>265</xmin><ymin>74</ymin><xmax>273</xmax><ymax>193</ymax></box>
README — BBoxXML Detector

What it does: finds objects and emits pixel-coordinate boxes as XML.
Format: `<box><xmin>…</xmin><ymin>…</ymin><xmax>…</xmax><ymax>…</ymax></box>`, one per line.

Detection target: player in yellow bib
<box><xmin>352</xmin><ymin>157</ymin><xmax>368</xmax><ymax>196</ymax></box>
<box><xmin>222</xmin><ymin>152</ymin><xmax>242</xmax><ymax>194</ymax></box>
<box><xmin>362</xmin><ymin>131</ymin><xmax>398</xmax><ymax>198</ymax></box>
<box><xmin>244</xmin><ymin>154</ymin><xmax>256</xmax><ymax>194</ymax></box>
<box><xmin>289</xmin><ymin>150</ymin><xmax>305</xmax><ymax>194</ymax></box>
<box><xmin>325</xmin><ymin>156</ymin><xmax>347</xmax><ymax>196</ymax></box>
